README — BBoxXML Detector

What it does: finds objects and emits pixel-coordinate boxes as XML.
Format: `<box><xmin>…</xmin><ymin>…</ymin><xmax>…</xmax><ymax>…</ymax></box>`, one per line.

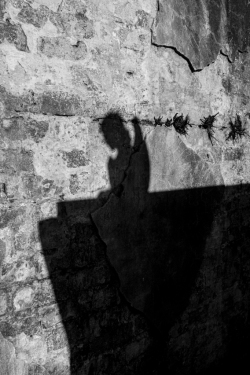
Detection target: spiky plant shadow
<box><xmin>154</xmin><ymin>114</ymin><xmax>192</xmax><ymax>136</ymax></box>
<box><xmin>154</xmin><ymin>116</ymin><xmax>164</xmax><ymax>126</ymax></box>
<box><xmin>199</xmin><ymin>113</ymin><xmax>218</xmax><ymax>145</ymax></box>
<box><xmin>226</xmin><ymin>115</ymin><xmax>249</xmax><ymax>143</ymax></box>
<box><xmin>164</xmin><ymin>118</ymin><xmax>172</xmax><ymax>128</ymax></box>
<box><xmin>172</xmin><ymin>113</ymin><xmax>192</xmax><ymax>136</ymax></box>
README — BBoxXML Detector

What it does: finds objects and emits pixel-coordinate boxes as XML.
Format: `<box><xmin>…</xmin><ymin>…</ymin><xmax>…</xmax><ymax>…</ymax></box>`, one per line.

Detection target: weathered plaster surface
<box><xmin>1</xmin><ymin>0</ymin><xmax>250</xmax><ymax>374</ymax></box>
<box><xmin>152</xmin><ymin>0</ymin><xmax>250</xmax><ymax>70</ymax></box>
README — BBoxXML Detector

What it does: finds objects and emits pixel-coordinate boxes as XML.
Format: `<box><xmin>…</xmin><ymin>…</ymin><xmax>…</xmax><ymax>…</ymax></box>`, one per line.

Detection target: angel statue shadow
<box><xmin>38</xmin><ymin>112</ymin><xmax>223</xmax><ymax>374</ymax></box>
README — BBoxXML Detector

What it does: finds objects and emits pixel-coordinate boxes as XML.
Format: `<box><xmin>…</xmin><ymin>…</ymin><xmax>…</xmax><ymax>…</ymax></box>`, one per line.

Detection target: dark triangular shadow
<box><xmin>38</xmin><ymin>112</ymin><xmax>250</xmax><ymax>374</ymax></box>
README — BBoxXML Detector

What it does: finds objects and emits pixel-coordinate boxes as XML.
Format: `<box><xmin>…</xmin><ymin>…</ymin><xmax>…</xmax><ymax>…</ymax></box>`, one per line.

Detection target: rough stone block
<box><xmin>49</xmin><ymin>11</ymin><xmax>94</xmax><ymax>40</ymax></box>
<box><xmin>0</xmin><ymin>238</ymin><xmax>6</xmax><ymax>267</ymax></box>
<box><xmin>0</xmin><ymin>0</ymin><xmax>6</xmax><ymax>20</ymax></box>
<box><xmin>14</xmin><ymin>260</ymin><xmax>35</xmax><ymax>282</ymax></box>
<box><xmin>0</xmin><ymin>333</ymin><xmax>27</xmax><ymax>375</ymax></box>
<box><xmin>0</xmin><ymin>21</ymin><xmax>28</xmax><ymax>52</ymax></box>
<box><xmin>27</xmin><ymin>364</ymin><xmax>46</xmax><ymax>375</ymax></box>
<box><xmin>24</xmin><ymin>120</ymin><xmax>49</xmax><ymax>143</ymax></box>
<box><xmin>40</xmin><ymin>91</ymin><xmax>82</xmax><ymax>116</ymax></box>
<box><xmin>62</xmin><ymin>149</ymin><xmax>88</xmax><ymax>168</ymax></box>
<box><xmin>69</xmin><ymin>174</ymin><xmax>79</xmax><ymax>195</ymax></box>
<box><xmin>37</xmin><ymin>37</ymin><xmax>87</xmax><ymax>61</ymax></box>
<box><xmin>15</xmin><ymin>332</ymin><xmax>47</xmax><ymax>364</ymax></box>
<box><xmin>0</xmin><ymin>291</ymin><xmax>7</xmax><ymax>315</ymax></box>
<box><xmin>17</xmin><ymin>4</ymin><xmax>49</xmax><ymax>28</ymax></box>
<box><xmin>13</xmin><ymin>286</ymin><xmax>34</xmax><ymax>311</ymax></box>
<box><xmin>125</xmin><ymin>337</ymin><xmax>149</xmax><ymax>363</ymax></box>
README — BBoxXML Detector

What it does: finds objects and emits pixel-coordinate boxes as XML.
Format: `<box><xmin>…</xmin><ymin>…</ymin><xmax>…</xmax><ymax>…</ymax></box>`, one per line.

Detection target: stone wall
<box><xmin>1</xmin><ymin>0</ymin><xmax>250</xmax><ymax>374</ymax></box>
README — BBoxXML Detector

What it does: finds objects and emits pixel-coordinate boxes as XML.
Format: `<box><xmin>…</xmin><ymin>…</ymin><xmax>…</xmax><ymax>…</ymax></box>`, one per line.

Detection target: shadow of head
<box><xmin>99</xmin><ymin>112</ymin><xmax>131</xmax><ymax>151</ymax></box>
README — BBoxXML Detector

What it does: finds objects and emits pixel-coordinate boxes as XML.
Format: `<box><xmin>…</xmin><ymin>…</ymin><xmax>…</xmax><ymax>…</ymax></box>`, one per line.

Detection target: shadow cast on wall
<box><xmin>39</xmin><ymin>113</ymin><xmax>250</xmax><ymax>374</ymax></box>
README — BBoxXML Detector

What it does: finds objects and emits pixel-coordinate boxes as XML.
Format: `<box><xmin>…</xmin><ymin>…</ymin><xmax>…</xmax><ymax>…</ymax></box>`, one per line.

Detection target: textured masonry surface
<box><xmin>1</xmin><ymin>0</ymin><xmax>250</xmax><ymax>374</ymax></box>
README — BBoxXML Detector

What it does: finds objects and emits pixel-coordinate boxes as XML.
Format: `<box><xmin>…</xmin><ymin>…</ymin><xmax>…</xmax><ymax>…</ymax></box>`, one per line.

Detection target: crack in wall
<box><xmin>220</xmin><ymin>48</ymin><xmax>248</xmax><ymax>64</ymax></box>
<box><xmin>14</xmin><ymin>109</ymin><xmax>77</xmax><ymax>117</ymax></box>
<box><xmin>220</xmin><ymin>49</ymin><xmax>233</xmax><ymax>63</ymax></box>
<box><xmin>151</xmin><ymin>39</ymin><xmax>199</xmax><ymax>73</ymax></box>
<box><xmin>152</xmin><ymin>39</ymin><xmax>249</xmax><ymax>74</ymax></box>
<box><xmin>152</xmin><ymin>0</ymin><xmax>250</xmax><ymax>73</ymax></box>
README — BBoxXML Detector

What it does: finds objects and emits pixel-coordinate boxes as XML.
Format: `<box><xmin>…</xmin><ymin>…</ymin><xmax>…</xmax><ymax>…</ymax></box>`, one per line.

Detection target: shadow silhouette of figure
<box><xmin>93</xmin><ymin>115</ymin><xmax>222</xmax><ymax>337</ymax></box>
<box><xmin>98</xmin><ymin>113</ymin><xmax>149</xmax><ymax>199</ymax></box>
<box><xmin>39</xmin><ymin>112</ymin><xmax>234</xmax><ymax>374</ymax></box>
